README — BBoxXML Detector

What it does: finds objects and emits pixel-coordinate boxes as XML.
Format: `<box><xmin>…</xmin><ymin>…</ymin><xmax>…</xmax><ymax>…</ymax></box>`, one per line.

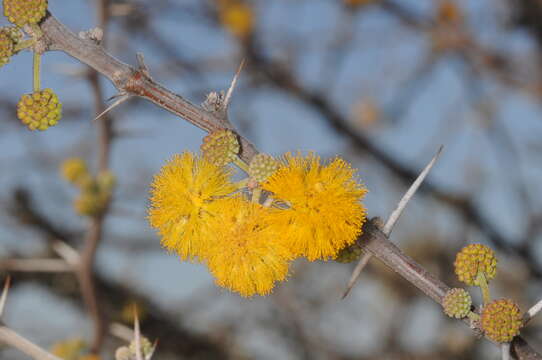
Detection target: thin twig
<box><xmin>0</xmin><ymin>277</ymin><xmax>10</xmax><ymax>318</ymax></box>
<box><xmin>342</xmin><ymin>146</ymin><xmax>443</xmax><ymax>298</ymax></box>
<box><xmin>0</xmin><ymin>327</ymin><xmax>62</xmax><ymax>360</ymax></box>
<box><xmin>0</xmin><ymin>259</ymin><xmax>73</xmax><ymax>272</ymax></box>
<box><xmin>51</xmin><ymin>240</ymin><xmax>80</xmax><ymax>266</ymax></box>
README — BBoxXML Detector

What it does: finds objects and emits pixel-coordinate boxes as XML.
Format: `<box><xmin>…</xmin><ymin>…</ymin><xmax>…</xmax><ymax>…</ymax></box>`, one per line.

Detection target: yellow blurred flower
<box><xmin>61</xmin><ymin>158</ymin><xmax>88</xmax><ymax>185</ymax></box>
<box><xmin>51</xmin><ymin>338</ymin><xmax>86</xmax><ymax>360</ymax></box>
<box><xmin>263</xmin><ymin>153</ymin><xmax>368</xmax><ymax>261</ymax></box>
<box><xmin>148</xmin><ymin>152</ymin><xmax>236</xmax><ymax>260</ymax></box>
<box><xmin>206</xmin><ymin>197</ymin><xmax>291</xmax><ymax>296</ymax></box>
<box><xmin>218</xmin><ymin>1</ymin><xmax>254</xmax><ymax>39</ymax></box>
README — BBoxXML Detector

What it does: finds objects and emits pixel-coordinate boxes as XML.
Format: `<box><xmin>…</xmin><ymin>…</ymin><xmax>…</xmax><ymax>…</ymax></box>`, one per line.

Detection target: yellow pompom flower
<box><xmin>17</xmin><ymin>88</ymin><xmax>62</xmax><ymax>131</ymax></box>
<box><xmin>262</xmin><ymin>153</ymin><xmax>368</xmax><ymax>261</ymax></box>
<box><xmin>206</xmin><ymin>197</ymin><xmax>291</xmax><ymax>297</ymax></box>
<box><xmin>148</xmin><ymin>152</ymin><xmax>236</xmax><ymax>260</ymax></box>
<box><xmin>481</xmin><ymin>299</ymin><xmax>523</xmax><ymax>343</ymax></box>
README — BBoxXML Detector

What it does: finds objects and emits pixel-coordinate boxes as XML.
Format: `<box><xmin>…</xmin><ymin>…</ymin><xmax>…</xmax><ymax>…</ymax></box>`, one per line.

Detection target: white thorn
<box><xmin>0</xmin><ymin>277</ymin><xmax>11</xmax><ymax>318</ymax></box>
<box><xmin>524</xmin><ymin>297</ymin><xmax>542</xmax><ymax>324</ymax></box>
<box><xmin>224</xmin><ymin>59</ymin><xmax>245</xmax><ymax>109</ymax></box>
<box><xmin>342</xmin><ymin>146</ymin><xmax>443</xmax><ymax>299</ymax></box>
<box><xmin>93</xmin><ymin>93</ymin><xmax>131</xmax><ymax>121</ymax></box>
<box><xmin>501</xmin><ymin>343</ymin><xmax>510</xmax><ymax>360</ymax></box>
<box><xmin>383</xmin><ymin>145</ymin><xmax>443</xmax><ymax>236</ymax></box>
<box><xmin>341</xmin><ymin>252</ymin><xmax>371</xmax><ymax>299</ymax></box>
<box><xmin>136</xmin><ymin>53</ymin><xmax>151</xmax><ymax>78</ymax></box>
<box><xmin>134</xmin><ymin>308</ymin><xmax>143</xmax><ymax>360</ymax></box>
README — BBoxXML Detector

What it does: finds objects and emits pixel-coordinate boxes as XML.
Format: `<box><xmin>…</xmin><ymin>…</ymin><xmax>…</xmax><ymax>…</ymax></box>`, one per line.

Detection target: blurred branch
<box><xmin>5</xmin><ymin>188</ymin><xmax>234</xmax><ymax>359</ymax></box>
<box><xmin>0</xmin><ymin>278</ymin><xmax>62</xmax><ymax>360</ymax></box>
<box><xmin>0</xmin><ymin>327</ymin><xmax>62</xmax><ymax>360</ymax></box>
<box><xmin>0</xmin><ymin>259</ymin><xmax>73</xmax><ymax>273</ymax></box>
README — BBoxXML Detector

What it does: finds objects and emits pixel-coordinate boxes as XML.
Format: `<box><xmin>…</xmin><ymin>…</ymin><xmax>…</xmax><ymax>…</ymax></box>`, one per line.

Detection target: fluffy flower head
<box><xmin>148</xmin><ymin>152</ymin><xmax>236</xmax><ymax>260</ymax></box>
<box><xmin>262</xmin><ymin>152</ymin><xmax>368</xmax><ymax>260</ymax></box>
<box><xmin>206</xmin><ymin>197</ymin><xmax>291</xmax><ymax>296</ymax></box>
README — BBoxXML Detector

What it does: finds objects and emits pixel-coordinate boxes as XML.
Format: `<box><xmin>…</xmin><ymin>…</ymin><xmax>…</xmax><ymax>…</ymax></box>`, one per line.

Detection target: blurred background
<box><xmin>1</xmin><ymin>0</ymin><xmax>542</xmax><ymax>359</ymax></box>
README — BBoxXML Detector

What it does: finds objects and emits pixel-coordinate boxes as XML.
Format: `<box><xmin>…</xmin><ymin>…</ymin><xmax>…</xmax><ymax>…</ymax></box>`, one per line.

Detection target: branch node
<box><xmin>78</xmin><ymin>27</ymin><xmax>103</xmax><ymax>44</ymax></box>
<box><xmin>136</xmin><ymin>52</ymin><xmax>151</xmax><ymax>79</ymax></box>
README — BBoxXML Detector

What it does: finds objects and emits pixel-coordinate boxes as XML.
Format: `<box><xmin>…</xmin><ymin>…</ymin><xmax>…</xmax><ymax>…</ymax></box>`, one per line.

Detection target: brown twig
<box><xmin>0</xmin><ymin>278</ymin><xmax>62</xmax><ymax>360</ymax></box>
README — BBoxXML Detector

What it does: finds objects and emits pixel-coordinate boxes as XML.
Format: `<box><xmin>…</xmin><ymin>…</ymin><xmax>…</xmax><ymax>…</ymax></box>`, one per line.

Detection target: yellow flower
<box><xmin>262</xmin><ymin>153</ymin><xmax>367</xmax><ymax>261</ymax></box>
<box><xmin>61</xmin><ymin>158</ymin><xmax>88</xmax><ymax>185</ymax></box>
<box><xmin>206</xmin><ymin>197</ymin><xmax>291</xmax><ymax>296</ymax></box>
<box><xmin>218</xmin><ymin>1</ymin><xmax>254</xmax><ymax>39</ymax></box>
<box><xmin>51</xmin><ymin>338</ymin><xmax>86</xmax><ymax>360</ymax></box>
<box><xmin>148</xmin><ymin>152</ymin><xmax>236</xmax><ymax>260</ymax></box>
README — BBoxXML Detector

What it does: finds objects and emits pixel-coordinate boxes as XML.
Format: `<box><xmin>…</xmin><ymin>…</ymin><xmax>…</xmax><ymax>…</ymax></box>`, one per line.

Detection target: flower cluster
<box><xmin>443</xmin><ymin>243</ymin><xmax>524</xmax><ymax>344</ymax></box>
<box><xmin>60</xmin><ymin>158</ymin><xmax>115</xmax><ymax>217</ymax></box>
<box><xmin>148</xmin><ymin>132</ymin><xmax>368</xmax><ymax>296</ymax></box>
<box><xmin>0</xmin><ymin>26</ymin><xmax>21</xmax><ymax>68</ymax></box>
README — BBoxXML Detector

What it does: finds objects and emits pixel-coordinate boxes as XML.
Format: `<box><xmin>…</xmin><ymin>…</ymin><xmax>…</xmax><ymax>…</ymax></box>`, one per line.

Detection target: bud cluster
<box><xmin>249</xmin><ymin>153</ymin><xmax>279</xmax><ymax>183</ymax></box>
<box><xmin>454</xmin><ymin>243</ymin><xmax>497</xmax><ymax>286</ymax></box>
<box><xmin>60</xmin><ymin>158</ymin><xmax>115</xmax><ymax>217</ymax></box>
<box><xmin>201</xmin><ymin>129</ymin><xmax>240</xmax><ymax>166</ymax></box>
<box><xmin>0</xmin><ymin>26</ymin><xmax>21</xmax><ymax>67</ymax></box>
<box><xmin>334</xmin><ymin>243</ymin><xmax>363</xmax><ymax>263</ymax></box>
<box><xmin>3</xmin><ymin>0</ymin><xmax>48</xmax><ymax>27</ymax></box>
<box><xmin>17</xmin><ymin>88</ymin><xmax>62</xmax><ymax>131</ymax></box>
